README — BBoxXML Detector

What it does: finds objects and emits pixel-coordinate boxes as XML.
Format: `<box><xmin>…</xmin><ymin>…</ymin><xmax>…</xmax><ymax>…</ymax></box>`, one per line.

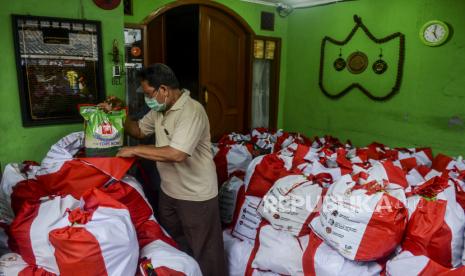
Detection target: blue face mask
<box><xmin>144</xmin><ymin>90</ymin><xmax>167</xmax><ymax>112</ymax></box>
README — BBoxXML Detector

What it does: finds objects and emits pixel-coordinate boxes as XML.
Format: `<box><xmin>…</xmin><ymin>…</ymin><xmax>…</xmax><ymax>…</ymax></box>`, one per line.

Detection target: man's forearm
<box><xmin>124</xmin><ymin>117</ymin><xmax>145</xmax><ymax>139</ymax></box>
<box><xmin>131</xmin><ymin>145</ymin><xmax>187</xmax><ymax>162</ymax></box>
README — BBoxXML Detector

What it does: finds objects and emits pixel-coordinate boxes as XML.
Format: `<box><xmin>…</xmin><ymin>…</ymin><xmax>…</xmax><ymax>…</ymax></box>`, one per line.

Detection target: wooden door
<box><xmin>146</xmin><ymin>15</ymin><xmax>166</xmax><ymax>66</ymax></box>
<box><xmin>199</xmin><ymin>6</ymin><xmax>249</xmax><ymax>141</ymax></box>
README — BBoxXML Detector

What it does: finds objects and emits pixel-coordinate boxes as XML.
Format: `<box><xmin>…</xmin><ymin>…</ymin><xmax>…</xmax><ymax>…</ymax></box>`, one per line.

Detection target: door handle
<box><xmin>204</xmin><ymin>89</ymin><xmax>209</xmax><ymax>104</ymax></box>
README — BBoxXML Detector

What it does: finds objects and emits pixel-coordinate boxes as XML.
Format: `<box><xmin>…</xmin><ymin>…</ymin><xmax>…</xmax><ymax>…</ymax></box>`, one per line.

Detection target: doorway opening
<box><xmin>144</xmin><ymin>2</ymin><xmax>254</xmax><ymax>140</ymax></box>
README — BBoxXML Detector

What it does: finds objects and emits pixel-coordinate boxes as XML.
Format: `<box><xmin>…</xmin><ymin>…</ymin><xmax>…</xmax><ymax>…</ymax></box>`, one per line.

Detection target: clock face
<box><xmin>420</xmin><ymin>20</ymin><xmax>449</xmax><ymax>46</ymax></box>
<box><xmin>424</xmin><ymin>24</ymin><xmax>446</xmax><ymax>42</ymax></box>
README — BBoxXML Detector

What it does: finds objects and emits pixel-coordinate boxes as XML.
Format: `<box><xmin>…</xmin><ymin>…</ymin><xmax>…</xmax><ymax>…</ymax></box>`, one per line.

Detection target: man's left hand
<box><xmin>117</xmin><ymin>146</ymin><xmax>136</xmax><ymax>158</ymax></box>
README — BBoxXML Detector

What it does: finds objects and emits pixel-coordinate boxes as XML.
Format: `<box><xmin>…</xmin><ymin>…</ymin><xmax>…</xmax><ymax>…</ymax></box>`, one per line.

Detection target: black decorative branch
<box><xmin>319</xmin><ymin>15</ymin><xmax>405</xmax><ymax>101</ymax></box>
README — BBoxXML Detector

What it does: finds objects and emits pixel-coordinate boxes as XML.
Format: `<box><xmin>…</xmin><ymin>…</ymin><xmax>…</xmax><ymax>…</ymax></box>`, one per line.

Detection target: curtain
<box><xmin>251</xmin><ymin>59</ymin><xmax>271</xmax><ymax>129</ymax></box>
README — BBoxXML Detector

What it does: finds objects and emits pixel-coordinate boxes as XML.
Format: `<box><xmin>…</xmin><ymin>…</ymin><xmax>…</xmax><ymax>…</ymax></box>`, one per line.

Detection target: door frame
<box><xmin>142</xmin><ymin>0</ymin><xmax>271</xmax><ymax>133</ymax></box>
<box><xmin>253</xmin><ymin>35</ymin><xmax>281</xmax><ymax>131</ymax></box>
<box><xmin>142</xmin><ymin>0</ymin><xmax>255</xmax><ymax>34</ymax></box>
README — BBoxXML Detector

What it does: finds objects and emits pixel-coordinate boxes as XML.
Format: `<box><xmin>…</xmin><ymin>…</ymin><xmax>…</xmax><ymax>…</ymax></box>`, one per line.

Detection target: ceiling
<box><xmin>240</xmin><ymin>0</ymin><xmax>347</xmax><ymax>8</ymax></box>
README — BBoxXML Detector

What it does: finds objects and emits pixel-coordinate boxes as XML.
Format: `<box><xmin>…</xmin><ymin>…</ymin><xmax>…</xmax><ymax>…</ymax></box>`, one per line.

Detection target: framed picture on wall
<box><xmin>11</xmin><ymin>15</ymin><xmax>105</xmax><ymax>127</ymax></box>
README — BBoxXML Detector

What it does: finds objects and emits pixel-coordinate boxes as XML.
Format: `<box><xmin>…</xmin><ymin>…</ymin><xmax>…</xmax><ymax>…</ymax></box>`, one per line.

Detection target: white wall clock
<box><xmin>420</xmin><ymin>20</ymin><xmax>450</xmax><ymax>47</ymax></box>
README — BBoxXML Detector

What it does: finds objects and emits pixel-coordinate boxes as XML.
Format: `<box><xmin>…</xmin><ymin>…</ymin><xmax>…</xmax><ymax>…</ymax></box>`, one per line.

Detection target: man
<box><xmin>117</xmin><ymin>64</ymin><xmax>225</xmax><ymax>276</ymax></box>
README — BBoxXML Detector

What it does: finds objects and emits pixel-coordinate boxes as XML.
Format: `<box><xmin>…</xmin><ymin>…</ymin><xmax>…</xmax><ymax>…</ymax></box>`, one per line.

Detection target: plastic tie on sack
<box><xmin>351</xmin><ymin>180</ymin><xmax>386</xmax><ymax>195</ymax></box>
<box><xmin>307</xmin><ymin>173</ymin><xmax>333</xmax><ymax>188</ymax></box>
<box><xmin>67</xmin><ymin>208</ymin><xmax>92</xmax><ymax>225</ymax></box>
<box><xmin>139</xmin><ymin>257</ymin><xmax>155</xmax><ymax>275</ymax></box>
<box><xmin>406</xmin><ymin>176</ymin><xmax>449</xmax><ymax>199</ymax></box>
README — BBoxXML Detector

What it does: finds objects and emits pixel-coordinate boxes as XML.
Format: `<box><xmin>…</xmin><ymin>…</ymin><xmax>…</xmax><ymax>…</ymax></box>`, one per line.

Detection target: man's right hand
<box><xmin>97</xmin><ymin>96</ymin><xmax>125</xmax><ymax>112</ymax></box>
<box><xmin>97</xmin><ymin>97</ymin><xmax>145</xmax><ymax>140</ymax></box>
<box><xmin>97</xmin><ymin>102</ymin><xmax>112</xmax><ymax>112</ymax></box>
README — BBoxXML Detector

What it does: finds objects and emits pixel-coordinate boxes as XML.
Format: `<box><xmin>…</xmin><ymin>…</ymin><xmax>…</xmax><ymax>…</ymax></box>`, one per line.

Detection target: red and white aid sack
<box><xmin>49</xmin><ymin>189</ymin><xmax>139</xmax><ymax>276</ymax></box>
<box><xmin>8</xmin><ymin>189</ymin><xmax>139</xmax><ymax>275</ymax></box>
<box><xmin>297</xmin><ymin>161</ymin><xmax>345</xmax><ymax>186</ymax></box>
<box><xmin>0</xmin><ymin>162</ymin><xmax>48</xmax><ymax>216</ymax></box>
<box><xmin>245</xmin><ymin>222</ymin><xmax>308</xmax><ymax>276</ymax></box>
<box><xmin>138</xmin><ymin>239</ymin><xmax>202</xmax><ymax>276</ymax></box>
<box><xmin>219</xmin><ymin>176</ymin><xmax>246</xmax><ymax>225</ymax></box>
<box><xmin>8</xmin><ymin>195</ymin><xmax>81</xmax><ymax>274</ymax></box>
<box><xmin>257</xmin><ymin>174</ymin><xmax>323</xmax><ymax>236</ymax></box>
<box><xmin>0</xmin><ymin>162</ymin><xmax>40</xmax><ymax>202</ymax></box>
<box><xmin>0</xmin><ymin>132</ymin><xmax>133</xmax><ymax>214</ymax></box>
<box><xmin>100</xmin><ymin>176</ymin><xmax>201</xmax><ymax>275</ymax></box>
<box><xmin>356</xmin><ymin>160</ymin><xmax>409</xmax><ymax>190</ymax></box>
<box><xmin>0</xmin><ymin>253</ymin><xmax>56</xmax><ymax>276</ymax></box>
<box><xmin>231</xmin><ymin>148</ymin><xmax>311</xmax><ymax>242</ymax></box>
<box><xmin>231</xmin><ymin>195</ymin><xmax>262</xmax><ymax>242</ymax></box>
<box><xmin>230</xmin><ymin>154</ymin><xmax>288</xmax><ymax>242</ymax></box>
<box><xmin>35</xmin><ymin>132</ymin><xmax>134</xmax><ymax>199</ymax></box>
<box><xmin>98</xmin><ymin>175</ymin><xmax>177</xmax><ymax>249</ymax></box>
<box><xmin>245</xmin><ymin>153</ymin><xmax>293</xmax><ymax>198</ymax></box>
<box><xmin>223</xmin><ymin>230</ymin><xmax>254</xmax><ymax>276</ymax></box>
<box><xmin>402</xmin><ymin>175</ymin><xmax>465</xmax><ymax>268</ymax></box>
<box><xmin>303</xmin><ymin>229</ymin><xmax>384</xmax><ymax>276</ymax></box>
<box><xmin>392</xmin><ymin>148</ymin><xmax>434</xmax><ymax>170</ymax></box>
<box><xmin>311</xmin><ymin>174</ymin><xmax>408</xmax><ymax>261</ymax></box>
<box><xmin>432</xmin><ymin>154</ymin><xmax>465</xmax><ymax>173</ymax></box>
<box><xmin>214</xmin><ymin>144</ymin><xmax>253</xmax><ymax>186</ymax></box>
<box><xmin>250</xmin><ymin>128</ymin><xmax>276</xmax><ymax>153</ymax></box>
<box><xmin>386</xmin><ymin>251</ymin><xmax>465</xmax><ymax>276</ymax></box>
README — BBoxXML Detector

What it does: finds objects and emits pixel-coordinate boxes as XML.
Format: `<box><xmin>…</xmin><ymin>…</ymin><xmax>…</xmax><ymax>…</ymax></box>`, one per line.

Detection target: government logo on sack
<box><xmin>94</xmin><ymin>121</ymin><xmax>120</xmax><ymax>141</ymax></box>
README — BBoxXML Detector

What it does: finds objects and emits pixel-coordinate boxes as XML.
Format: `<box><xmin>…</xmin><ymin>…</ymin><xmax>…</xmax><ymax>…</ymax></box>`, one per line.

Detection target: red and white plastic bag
<box><xmin>1</xmin><ymin>162</ymin><xmax>46</xmax><ymax>215</ymax></box>
<box><xmin>49</xmin><ymin>189</ymin><xmax>139</xmax><ymax>276</ymax></box>
<box><xmin>402</xmin><ymin>176</ymin><xmax>465</xmax><ymax>268</ymax></box>
<box><xmin>251</xmin><ymin>128</ymin><xmax>276</xmax><ymax>153</ymax></box>
<box><xmin>98</xmin><ymin>175</ymin><xmax>176</xmax><ymax>249</ymax></box>
<box><xmin>303</xmin><ymin>230</ymin><xmax>384</xmax><ymax>276</ymax></box>
<box><xmin>246</xmin><ymin>223</ymin><xmax>308</xmax><ymax>276</ymax></box>
<box><xmin>106</xmin><ymin>178</ymin><xmax>198</xmax><ymax>275</ymax></box>
<box><xmin>395</xmin><ymin>148</ymin><xmax>433</xmax><ymax>169</ymax></box>
<box><xmin>8</xmin><ymin>188</ymin><xmax>140</xmax><ymax>275</ymax></box>
<box><xmin>277</xmin><ymin>143</ymin><xmax>312</xmax><ymax>170</ymax></box>
<box><xmin>214</xmin><ymin>144</ymin><xmax>253</xmax><ymax>186</ymax></box>
<box><xmin>35</xmin><ymin>132</ymin><xmax>134</xmax><ymax>199</ymax></box>
<box><xmin>244</xmin><ymin>155</ymin><xmax>266</xmax><ymax>190</ymax></box>
<box><xmin>219</xmin><ymin>176</ymin><xmax>246</xmax><ymax>225</ymax></box>
<box><xmin>246</xmin><ymin>153</ymin><xmax>292</xmax><ymax>198</ymax></box>
<box><xmin>386</xmin><ymin>251</ymin><xmax>465</xmax><ymax>276</ymax></box>
<box><xmin>1</xmin><ymin>162</ymin><xmax>40</xmax><ymax>202</ymax></box>
<box><xmin>362</xmin><ymin>160</ymin><xmax>408</xmax><ymax>190</ymax></box>
<box><xmin>0</xmin><ymin>253</ymin><xmax>56</xmax><ymax>276</ymax></box>
<box><xmin>257</xmin><ymin>174</ymin><xmax>323</xmax><ymax>236</ymax></box>
<box><xmin>138</xmin><ymin>239</ymin><xmax>201</xmax><ymax>276</ymax></box>
<box><xmin>405</xmin><ymin>166</ymin><xmax>435</xmax><ymax>187</ymax></box>
<box><xmin>312</xmin><ymin>174</ymin><xmax>408</xmax><ymax>261</ymax></box>
<box><xmin>223</xmin><ymin>230</ymin><xmax>254</xmax><ymax>276</ymax></box>
<box><xmin>432</xmin><ymin>154</ymin><xmax>465</xmax><ymax>173</ymax></box>
<box><xmin>232</xmin><ymin>196</ymin><xmax>262</xmax><ymax>242</ymax></box>
<box><xmin>217</xmin><ymin>133</ymin><xmax>251</xmax><ymax>146</ymax></box>
<box><xmin>298</xmin><ymin>161</ymin><xmax>344</xmax><ymax>186</ymax></box>
<box><xmin>8</xmin><ymin>195</ymin><xmax>80</xmax><ymax>274</ymax></box>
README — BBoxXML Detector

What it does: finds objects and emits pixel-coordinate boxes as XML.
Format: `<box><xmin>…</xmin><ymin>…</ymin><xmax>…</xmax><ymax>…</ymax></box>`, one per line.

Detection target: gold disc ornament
<box><xmin>347</xmin><ymin>51</ymin><xmax>368</xmax><ymax>74</ymax></box>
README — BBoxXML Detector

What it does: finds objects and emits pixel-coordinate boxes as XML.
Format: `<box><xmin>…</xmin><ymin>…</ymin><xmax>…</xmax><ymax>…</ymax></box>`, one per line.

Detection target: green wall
<box><xmin>0</xmin><ymin>0</ymin><xmax>125</xmax><ymax>167</ymax></box>
<box><xmin>4</xmin><ymin>0</ymin><xmax>462</xmax><ymax>167</ymax></box>
<box><xmin>0</xmin><ymin>0</ymin><xmax>287</xmax><ymax>168</ymax></box>
<box><xmin>283</xmin><ymin>0</ymin><xmax>465</xmax><ymax>156</ymax></box>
